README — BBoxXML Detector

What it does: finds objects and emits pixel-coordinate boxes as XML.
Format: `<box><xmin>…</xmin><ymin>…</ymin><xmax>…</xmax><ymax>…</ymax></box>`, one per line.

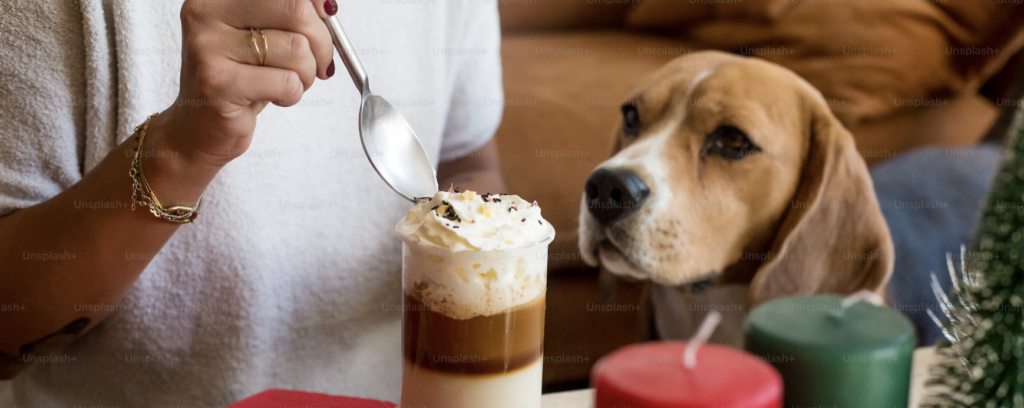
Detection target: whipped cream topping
<box><xmin>397</xmin><ymin>190</ymin><xmax>554</xmax><ymax>252</ymax></box>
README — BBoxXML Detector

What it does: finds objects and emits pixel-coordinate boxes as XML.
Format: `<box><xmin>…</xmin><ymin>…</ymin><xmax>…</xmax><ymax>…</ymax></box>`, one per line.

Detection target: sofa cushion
<box><xmin>627</xmin><ymin>0</ymin><xmax>797</xmax><ymax>26</ymax></box>
<box><xmin>499</xmin><ymin>0</ymin><xmax>635</xmax><ymax>33</ymax></box>
<box><xmin>496</xmin><ymin>32</ymin><xmax>696</xmax><ymax>270</ymax></box>
<box><xmin>625</xmin><ymin>0</ymin><xmax>1024</xmax><ymax>126</ymax></box>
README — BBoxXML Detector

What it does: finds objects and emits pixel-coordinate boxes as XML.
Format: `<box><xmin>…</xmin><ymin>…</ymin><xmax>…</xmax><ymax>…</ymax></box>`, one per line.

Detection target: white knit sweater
<box><xmin>0</xmin><ymin>0</ymin><xmax>503</xmax><ymax>405</ymax></box>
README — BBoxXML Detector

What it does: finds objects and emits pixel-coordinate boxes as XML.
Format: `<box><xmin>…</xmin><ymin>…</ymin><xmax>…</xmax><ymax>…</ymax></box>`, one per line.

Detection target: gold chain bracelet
<box><xmin>129</xmin><ymin>114</ymin><xmax>203</xmax><ymax>223</ymax></box>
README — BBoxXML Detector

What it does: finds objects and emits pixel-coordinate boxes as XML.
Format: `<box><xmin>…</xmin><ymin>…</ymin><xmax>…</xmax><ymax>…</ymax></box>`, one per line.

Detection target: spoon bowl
<box><xmin>324</xmin><ymin>15</ymin><xmax>438</xmax><ymax>202</ymax></box>
<box><xmin>359</xmin><ymin>95</ymin><xmax>438</xmax><ymax>201</ymax></box>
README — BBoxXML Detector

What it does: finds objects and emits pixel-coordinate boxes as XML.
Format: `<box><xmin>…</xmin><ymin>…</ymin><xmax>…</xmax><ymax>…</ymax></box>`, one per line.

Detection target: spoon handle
<box><xmin>323</xmin><ymin>15</ymin><xmax>369</xmax><ymax>95</ymax></box>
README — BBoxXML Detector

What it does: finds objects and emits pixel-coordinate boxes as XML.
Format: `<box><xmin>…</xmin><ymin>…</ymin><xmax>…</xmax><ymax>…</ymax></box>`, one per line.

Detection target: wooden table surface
<box><xmin>541</xmin><ymin>347</ymin><xmax>936</xmax><ymax>408</ymax></box>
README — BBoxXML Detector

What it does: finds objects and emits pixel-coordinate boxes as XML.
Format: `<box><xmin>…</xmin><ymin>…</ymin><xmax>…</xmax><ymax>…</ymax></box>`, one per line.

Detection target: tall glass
<box><xmin>397</xmin><ymin>229</ymin><xmax>552</xmax><ymax>408</ymax></box>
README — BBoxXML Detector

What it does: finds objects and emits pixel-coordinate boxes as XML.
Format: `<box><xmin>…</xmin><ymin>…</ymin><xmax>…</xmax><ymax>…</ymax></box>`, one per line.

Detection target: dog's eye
<box><xmin>621</xmin><ymin>104</ymin><xmax>641</xmax><ymax>138</ymax></box>
<box><xmin>702</xmin><ymin>126</ymin><xmax>760</xmax><ymax>160</ymax></box>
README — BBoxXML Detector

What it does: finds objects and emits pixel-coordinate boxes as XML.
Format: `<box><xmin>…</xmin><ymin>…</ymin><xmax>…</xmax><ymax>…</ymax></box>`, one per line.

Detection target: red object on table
<box><xmin>592</xmin><ymin>341</ymin><xmax>782</xmax><ymax>408</ymax></box>
<box><xmin>228</xmin><ymin>389</ymin><xmax>396</xmax><ymax>408</ymax></box>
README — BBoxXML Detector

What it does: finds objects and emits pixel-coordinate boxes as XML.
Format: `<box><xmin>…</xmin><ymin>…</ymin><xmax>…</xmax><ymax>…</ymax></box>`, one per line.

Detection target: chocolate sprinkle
<box><xmin>522</xmin><ymin>218</ymin><xmax>526</xmax><ymax>222</ymax></box>
<box><xmin>538</xmin><ymin>220</ymin><xmax>542</xmax><ymax>225</ymax></box>
<box><xmin>437</xmin><ymin>200</ymin><xmax>461</xmax><ymax>222</ymax></box>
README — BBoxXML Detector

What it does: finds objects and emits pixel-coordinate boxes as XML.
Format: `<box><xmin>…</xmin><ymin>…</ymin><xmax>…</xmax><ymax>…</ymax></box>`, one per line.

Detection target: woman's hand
<box><xmin>0</xmin><ymin>0</ymin><xmax>342</xmax><ymax>376</ymax></box>
<box><xmin>150</xmin><ymin>0</ymin><xmax>338</xmax><ymax>175</ymax></box>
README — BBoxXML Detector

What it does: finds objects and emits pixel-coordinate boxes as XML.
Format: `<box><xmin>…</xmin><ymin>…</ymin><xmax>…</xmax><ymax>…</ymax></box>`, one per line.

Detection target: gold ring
<box><xmin>250</xmin><ymin>28</ymin><xmax>268</xmax><ymax>66</ymax></box>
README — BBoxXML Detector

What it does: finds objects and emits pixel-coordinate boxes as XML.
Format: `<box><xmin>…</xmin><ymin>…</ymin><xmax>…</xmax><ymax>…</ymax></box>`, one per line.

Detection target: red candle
<box><xmin>592</xmin><ymin>341</ymin><xmax>782</xmax><ymax>408</ymax></box>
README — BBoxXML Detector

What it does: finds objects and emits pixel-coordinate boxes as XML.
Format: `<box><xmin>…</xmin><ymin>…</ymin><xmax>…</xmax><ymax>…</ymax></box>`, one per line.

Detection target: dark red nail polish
<box><xmin>327</xmin><ymin>61</ymin><xmax>336</xmax><ymax>78</ymax></box>
<box><xmin>324</xmin><ymin>0</ymin><xmax>338</xmax><ymax>16</ymax></box>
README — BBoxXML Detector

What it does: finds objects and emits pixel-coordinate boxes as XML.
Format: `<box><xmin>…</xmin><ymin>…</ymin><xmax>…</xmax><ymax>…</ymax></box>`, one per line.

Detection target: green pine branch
<box><xmin>927</xmin><ymin>120</ymin><xmax>1024</xmax><ymax>407</ymax></box>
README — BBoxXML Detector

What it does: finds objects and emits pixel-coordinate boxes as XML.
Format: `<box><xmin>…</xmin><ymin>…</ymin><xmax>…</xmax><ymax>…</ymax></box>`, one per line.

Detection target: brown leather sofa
<box><xmin>491</xmin><ymin>0</ymin><xmax>1024</xmax><ymax>391</ymax></box>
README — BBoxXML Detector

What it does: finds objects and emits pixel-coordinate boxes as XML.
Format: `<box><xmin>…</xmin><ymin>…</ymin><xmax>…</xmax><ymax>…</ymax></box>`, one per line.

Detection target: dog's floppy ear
<box><xmin>748</xmin><ymin>100</ymin><xmax>894</xmax><ymax>308</ymax></box>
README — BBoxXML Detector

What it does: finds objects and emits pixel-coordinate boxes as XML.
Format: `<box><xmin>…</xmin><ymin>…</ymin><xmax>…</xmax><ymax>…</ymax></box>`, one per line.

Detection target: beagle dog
<box><xmin>578</xmin><ymin>51</ymin><xmax>894</xmax><ymax>347</ymax></box>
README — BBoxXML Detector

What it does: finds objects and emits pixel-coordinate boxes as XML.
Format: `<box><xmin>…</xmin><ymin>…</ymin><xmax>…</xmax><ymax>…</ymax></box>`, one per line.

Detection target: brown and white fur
<box><xmin>578</xmin><ymin>51</ymin><xmax>894</xmax><ymax>346</ymax></box>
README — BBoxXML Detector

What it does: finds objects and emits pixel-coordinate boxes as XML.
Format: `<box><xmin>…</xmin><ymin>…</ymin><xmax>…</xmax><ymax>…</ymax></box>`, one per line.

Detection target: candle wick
<box><xmin>683</xmin><ymin>310</ymin><xmax>722</xmax><ymax>370</ymax></box>
<box><xmin>831</xmin><ymin>289</ymin><xmax>884</xmax><ymax>318</ymax></box>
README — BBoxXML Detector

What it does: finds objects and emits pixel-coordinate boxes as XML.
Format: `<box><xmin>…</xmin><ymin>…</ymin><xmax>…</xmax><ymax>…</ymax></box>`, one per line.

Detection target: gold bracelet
<box><xmin>129</xmin><ymin>114</ymin><xmax>203</xmax><ymax>223</ymax></box>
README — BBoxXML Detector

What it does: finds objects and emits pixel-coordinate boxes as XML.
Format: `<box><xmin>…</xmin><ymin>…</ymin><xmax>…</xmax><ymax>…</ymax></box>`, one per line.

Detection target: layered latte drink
<box><xmin>396</xmin><ymin>190</ymin><xmax>554</xmax><ymax>408</ymax></box>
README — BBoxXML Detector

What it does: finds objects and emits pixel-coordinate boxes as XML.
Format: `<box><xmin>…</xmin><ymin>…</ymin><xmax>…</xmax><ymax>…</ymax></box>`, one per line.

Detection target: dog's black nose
<box><xmin>585</xmin><ymin>168</ymin><xmax>650</xmax><ymax>224</ymax></box>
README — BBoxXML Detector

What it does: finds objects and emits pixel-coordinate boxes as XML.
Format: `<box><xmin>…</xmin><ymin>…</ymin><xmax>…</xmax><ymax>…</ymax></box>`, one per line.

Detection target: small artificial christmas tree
<box><xmin>927</xmin><ymin>112</ymin><xmax>1024</xmax><ymax>407</ymax></box>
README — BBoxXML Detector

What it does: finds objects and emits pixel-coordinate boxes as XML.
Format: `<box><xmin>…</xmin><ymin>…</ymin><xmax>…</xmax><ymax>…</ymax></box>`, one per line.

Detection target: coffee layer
<box><xmin>403</xmin><ymin>292</ymin><xmax>545</xmax><ymax>375</ymax></box>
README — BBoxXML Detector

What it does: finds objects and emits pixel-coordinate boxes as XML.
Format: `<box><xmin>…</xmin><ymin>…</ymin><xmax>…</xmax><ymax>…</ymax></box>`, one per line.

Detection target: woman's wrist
<box><xmin>138</xmin><ymin>111</ymin><xmax>221</xmax><ymax>207</ymax></box>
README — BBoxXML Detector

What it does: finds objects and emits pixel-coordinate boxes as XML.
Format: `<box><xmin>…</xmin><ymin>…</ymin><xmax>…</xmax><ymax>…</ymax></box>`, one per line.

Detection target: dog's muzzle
<box><xmin>584</xmin><ymin>168</ymin><xmax>650</xmax><ymax>224</ymax></box>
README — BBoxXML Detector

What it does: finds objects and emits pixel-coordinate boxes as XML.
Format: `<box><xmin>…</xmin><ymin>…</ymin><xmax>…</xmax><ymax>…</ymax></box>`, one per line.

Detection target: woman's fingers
<box><xmin>311</xmin><ymin>0</ymin><xmax>338</xmax><ymax>19</ymax></box>
<box><xmin>168</xmin><ymin>0</ymin><xmax>337</xmax><ymax>169</ymax></box>
<box><xmin>191</xmin><ymin>60</ymin><xmax>302</xmax><ymax>108</ymax></box>
<box><xmin>217</xmin><ymin>0</ymin><xmax>335</xmax><ymax>80</ymax></box>
<box><xmin>229</xmin><ymin>64</ymin><xmax>305</xmax><ymax>107</ymax></box>
<box><xmin>225</xmin><ymin>29</ymin><xmax>318</xmax><ymax>90</ymax></box>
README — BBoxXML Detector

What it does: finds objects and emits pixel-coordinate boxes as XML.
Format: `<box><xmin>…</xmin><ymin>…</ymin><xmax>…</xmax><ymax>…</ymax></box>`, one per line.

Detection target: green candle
<box><xmin>744</xmin><ymin>294</ymin><xmax>915</xmax><ymax>408</ymax></box>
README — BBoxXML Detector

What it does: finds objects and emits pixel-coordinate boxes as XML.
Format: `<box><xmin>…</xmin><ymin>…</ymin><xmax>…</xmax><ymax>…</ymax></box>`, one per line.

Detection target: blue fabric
<box><xmin>870</xmin><ymin>144</ymin><xmax>1002</xmax><ymax>346</ymax></box>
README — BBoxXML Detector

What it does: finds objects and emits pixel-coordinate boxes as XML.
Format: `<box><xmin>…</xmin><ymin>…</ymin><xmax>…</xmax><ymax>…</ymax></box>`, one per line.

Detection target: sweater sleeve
<box><xmin>0</xmin><ymin>0</ymin><xmax>88</xmax><ymax>217</ymax></box>
<box><xmin>436</xmin><ymin>1</ymin><xmax>504</xmax><ymax>163</ymax></box>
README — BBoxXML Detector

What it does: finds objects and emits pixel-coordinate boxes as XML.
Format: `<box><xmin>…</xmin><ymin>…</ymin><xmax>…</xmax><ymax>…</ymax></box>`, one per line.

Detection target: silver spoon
<box><xmin>323</xmin><ymin>16</ymin><xmax>438</xmax><ymax>202</ymax></box>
